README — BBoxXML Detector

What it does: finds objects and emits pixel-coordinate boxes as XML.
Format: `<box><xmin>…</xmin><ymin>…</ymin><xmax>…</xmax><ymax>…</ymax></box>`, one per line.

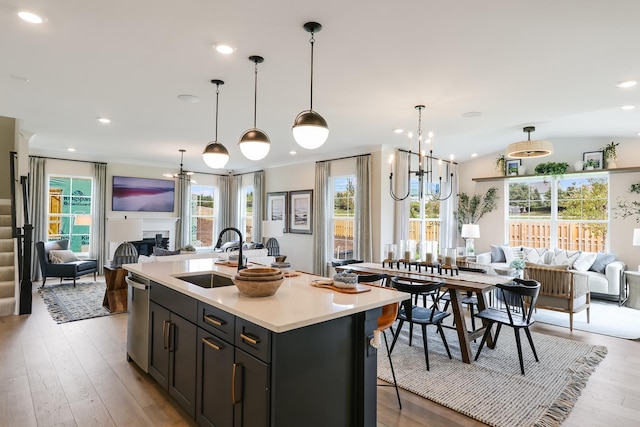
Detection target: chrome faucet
<box><xmin>215</xmin><ymin>227</ymin><xmax>246</xmax><ymax>272</ymax></box>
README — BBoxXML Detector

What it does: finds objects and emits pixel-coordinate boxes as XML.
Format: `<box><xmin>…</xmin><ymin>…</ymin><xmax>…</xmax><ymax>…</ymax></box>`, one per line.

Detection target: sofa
<box><xmin>36</xmin><ymin>239</ymin><xmax>98</xmax><ymax>287</ymax></box>
<box><xmin>476</xmin><ymin>245</ymin><xmax>626</xmax><ymax>304</ymax></box>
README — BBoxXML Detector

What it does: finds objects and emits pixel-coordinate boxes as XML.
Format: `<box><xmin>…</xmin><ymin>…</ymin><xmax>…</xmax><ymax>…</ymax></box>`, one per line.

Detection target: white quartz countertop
<box><xmin>124</xmin><ymin>259</ymin><xmax>409</xmax><ymax>333</ymax></box>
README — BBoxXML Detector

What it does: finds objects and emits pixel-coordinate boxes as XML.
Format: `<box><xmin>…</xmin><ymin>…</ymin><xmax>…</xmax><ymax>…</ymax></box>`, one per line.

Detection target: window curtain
<box><xmin>91</xmin><ymin>163</ymin><xmax>107</xmax><ymax>274</ymax></box>
<box><xmin>253</xmin><ymin>171</ymin><xmax>264</xmax><ymax>242</ymax></box>
<box><xmin>439</xmin><ymin>162</ymin><xmax>459</xmax><ymax>251</ymax></box>
<box><xmin>217</xmin><ymin>174</ymin><xmax>240</xmax><ymax>243</ymax></box>
<box><xmin>393</xmin><ymin>150</ymin><xmax>410</xmax><ymax>243</ymax></box>
<box><xmin>313</xmin><ymin>162</ymin><xmax>331</xmax><ymax>276</ymax></box>
<box><xmin>175</xmin><ymin>176</ymin><xmax>191</xmax><ymax>249</ymax></box>
<box><xmin>354</xmin><ymin>155</ymin><xmax>372</xmax><ymax>261</ymax></box>
<box><xmin>29</xmin><ymin>157</ymin><xmax>47</xmax><ymax>280</ymax></box>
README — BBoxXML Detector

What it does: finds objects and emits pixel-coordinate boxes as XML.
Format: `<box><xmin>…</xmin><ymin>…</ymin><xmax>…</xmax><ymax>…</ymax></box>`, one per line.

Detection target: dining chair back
<box><xmin>389</xmin><ymin>277</ymin><xmax>452</xmax><ymax>371</ymax></box>
<box><xmin>474</xmin><ymin>278</ymin><xmax>541</xmax><ymax>375</ymax></box>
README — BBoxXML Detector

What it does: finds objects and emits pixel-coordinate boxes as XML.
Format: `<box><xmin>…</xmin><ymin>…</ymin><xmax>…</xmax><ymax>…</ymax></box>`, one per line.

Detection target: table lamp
<box><xmin>633</xmin><ymin>228</ymin><xmax>640</xmax><ymax>271</ymax></box>
<box><xmin>108</xmin><ymin>217</ymin><xmax>143</xmax><ymax>267</ymax></box>
<box><xmin>262</xmin><ymin>220</ymin><xmax>284</xmax><ymax>256</ymax></box>
<box><xmin>461</xmin><ymin>224</ymin><xmax>480</xmax><ymax>257</ymax></box>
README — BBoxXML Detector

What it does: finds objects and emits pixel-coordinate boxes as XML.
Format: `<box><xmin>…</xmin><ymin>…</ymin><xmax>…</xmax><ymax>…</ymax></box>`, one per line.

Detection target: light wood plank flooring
<box><xmin>1</xmin><ymin>281</ymin><xmax>638</xmax><ymax>427</ymax></box>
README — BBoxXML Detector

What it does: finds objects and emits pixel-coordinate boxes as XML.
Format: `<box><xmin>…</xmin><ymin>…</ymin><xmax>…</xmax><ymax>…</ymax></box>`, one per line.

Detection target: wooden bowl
<box><xmin>237</xmin><ymin>267</ymin><xmax>281</xmax><ymax>277</ymax></box>
<box><xmin>232</xmin><ymin>276</ymin><xmax>284</xmax><ymax>297</ymax></box>
<box><xmin>234</xmin><ymin>272</ymin><xmax>284</xmax><ymax>282</ymax></box>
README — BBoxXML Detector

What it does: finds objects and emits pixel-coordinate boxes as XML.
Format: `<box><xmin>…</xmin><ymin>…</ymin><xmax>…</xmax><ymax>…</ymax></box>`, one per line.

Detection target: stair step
<box><xmin>0</xmin><ymin>252</ymin><xmax>14</xmax><ymax>267</ymax></box>
<box><xmin>0</xmin><ymin>227</ymin><xmax>11</xmax><ymax>240</ymax></box>
<box><xmin>0</xmin><ymin>281</ymin><xmax>14</xmax><ymax>299</ymax></box>
<box><xmin>0</xmin><ymin>200</ymin><xmax>10</xmax><ymax>216</ymax></box>
<box><xmin>0</xmin><ymin>266</ymin><xmax>15</xmax><ymax>282</ymax></box>
<box><xmin>0</xmin><ymin>239</ymin><xmax>13</xmax><ymax>252</ymax></box>
<box><xmin>0</xmin><ymin>297</ymin><xmax>15</xmax><ymax>316</ymax></box>
<box><xmin>0</xmin><ymin>215</ymin><xmax>11</xmax><ymax>228</ymax></box>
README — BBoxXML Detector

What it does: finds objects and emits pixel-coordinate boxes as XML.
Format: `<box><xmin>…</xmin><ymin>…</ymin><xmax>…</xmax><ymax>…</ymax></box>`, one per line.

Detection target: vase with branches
<box><xmin>454</xmin><ymin>187</ymin><xmax>499</xmax><ymax>232</ymax></box>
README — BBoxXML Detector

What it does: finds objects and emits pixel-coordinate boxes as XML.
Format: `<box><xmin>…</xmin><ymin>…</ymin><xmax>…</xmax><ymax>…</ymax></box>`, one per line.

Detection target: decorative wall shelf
<box><xmin>472</xmin><ymin>166</ymin><xmax>640</xmax><ymax>182</ymax></box>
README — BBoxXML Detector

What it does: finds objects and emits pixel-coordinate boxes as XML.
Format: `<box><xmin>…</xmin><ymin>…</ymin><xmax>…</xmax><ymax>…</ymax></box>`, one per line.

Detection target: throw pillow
<box><xmin>549</xmin><ymin>248</ymin><xmax>581</xmax><ymax>267</ymax></box>
<box><xmin>153</xmin><ymin>247</ymin><xmax>181</xmax><ymax>256</ymax></box>
<box><xmin>523</xmin><ymin>247</ymin><xmax>547</xmax><ymax>264</ymax></box>
<box><xmin>500</xmin><ymin>245</ymin><xmax>515</xmax><ymax>264</ymax></box>
<box><xmin>49</xmin><ymin>249</ymin><xmax>78</xmax><ymax>264</ymax></box>
<box><xmin>589</xmin><ymin>253</ymin><xmax>616</xmax><ymax>274</ymax></box>
<box><xmin>490</xmin><ymin>245</ymin><xmax>506</xmax><ymax>263</ymax></box>
<box><xmin>573</xmin><ymin>252</ymin><xmax>598</xmax><ymax>272</ymax></box>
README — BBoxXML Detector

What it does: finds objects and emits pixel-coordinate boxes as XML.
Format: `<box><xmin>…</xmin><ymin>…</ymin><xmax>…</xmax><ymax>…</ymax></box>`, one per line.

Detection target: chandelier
<box><xmin>389</xmin><ymin>105</ymin><xmax>454</xmax><ymax>202</ymax></box>
<box><xmin>506</xmin><ymin>126</ymin><xmax>553</xmax><ymax>158</ymax></box>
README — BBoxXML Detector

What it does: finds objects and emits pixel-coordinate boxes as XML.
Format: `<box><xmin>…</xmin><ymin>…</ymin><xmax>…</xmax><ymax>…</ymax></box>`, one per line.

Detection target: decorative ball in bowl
<box><xmin>332</xmin><ymin>271</ymin><xmax>358</xmax><ymax>289</ymax></box>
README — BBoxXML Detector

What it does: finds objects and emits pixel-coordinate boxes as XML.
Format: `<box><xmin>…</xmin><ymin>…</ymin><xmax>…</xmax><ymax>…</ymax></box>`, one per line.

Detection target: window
<box><xmin>48</xmin><ymin>176</ymin><xmax>93</xmax><ymax>253</ymax></box>
<box><xmin>190</xmin><ymin>185</ymin><xmax>215</xmax><ymax>247</ymax></box>
<box><xmin>332</xmin><ymin>176</ymin><xmax>356</xmax><ymax>259</ymax></box>
<box><xmin>507</xmin><ymin>174</ymin><xmax>608</xmax><ymax>251</ymax></box>
<box><xmin>242</xmin><ymin>185</ymin><xmax>254</xmax><ymax>243</ymax></box>
<box><xmin>409</xmin><ymin>179</ymin><xmax>441</xmax><ymax>244</ymax></box>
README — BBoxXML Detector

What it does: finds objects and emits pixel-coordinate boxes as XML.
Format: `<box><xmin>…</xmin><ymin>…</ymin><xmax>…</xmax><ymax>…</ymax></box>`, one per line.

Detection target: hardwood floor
<box><xmin>1</xmin><ymin>281</ymin><xmax>638</xmax><ymax>426</ymax></box>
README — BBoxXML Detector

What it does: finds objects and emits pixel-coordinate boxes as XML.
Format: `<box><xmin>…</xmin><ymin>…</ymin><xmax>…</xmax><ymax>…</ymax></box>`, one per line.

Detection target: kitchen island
<box><xmin>124</xmin><ymin>259</ymin><xmax>408</xmax><ymax>427</ymax></box>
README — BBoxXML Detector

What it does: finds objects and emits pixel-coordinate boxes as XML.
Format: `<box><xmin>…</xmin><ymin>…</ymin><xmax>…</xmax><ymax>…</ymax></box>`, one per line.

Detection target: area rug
<box><xmin>378</xmin><ymin>325</ymin><xmax>606</xmax><ymax>427</ymax></box>
<box><xmin>532</xmin><ymin>300</ymin><xmax>640</xmax><ymax>339</ymax></box>
<box><xmin>38</xmin><ymin>281</ymin><xmax>110</xmax><ymax>324</ymax></box>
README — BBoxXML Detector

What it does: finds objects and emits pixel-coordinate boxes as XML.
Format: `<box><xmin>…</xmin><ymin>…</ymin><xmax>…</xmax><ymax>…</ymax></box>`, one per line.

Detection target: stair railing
<box><xmin>9</xmin><ymin>151</ymin><xmax>32</xmax><ymax>314</ymax></box>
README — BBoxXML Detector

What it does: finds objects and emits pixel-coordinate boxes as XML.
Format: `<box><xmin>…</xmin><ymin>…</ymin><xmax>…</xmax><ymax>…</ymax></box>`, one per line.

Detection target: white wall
<box><xmin>458</xmin><ymin>137</ymin><xmax>640</xmax><ymax>268</ymax></box>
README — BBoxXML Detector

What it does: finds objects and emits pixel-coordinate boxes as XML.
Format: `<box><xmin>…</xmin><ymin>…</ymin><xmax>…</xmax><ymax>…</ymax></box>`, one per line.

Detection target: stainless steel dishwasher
<box><xmin>125</xmin><ymin>273</ymin><xmax>150</xmax><ymax>372</ymax></box>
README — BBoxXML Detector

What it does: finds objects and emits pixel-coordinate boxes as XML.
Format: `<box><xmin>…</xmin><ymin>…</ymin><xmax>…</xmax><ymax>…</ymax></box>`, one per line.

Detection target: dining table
<box><xmin>335</xmin><ymin>262</ymin><xmax>514</xmax><ymax>363</ymax></box>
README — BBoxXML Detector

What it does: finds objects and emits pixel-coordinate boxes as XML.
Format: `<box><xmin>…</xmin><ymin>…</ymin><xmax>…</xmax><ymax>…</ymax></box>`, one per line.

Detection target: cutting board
<box><xmin>311</xmin><ymin>281</ymin><xmax>371</xmax><ymax>294</ymax></box>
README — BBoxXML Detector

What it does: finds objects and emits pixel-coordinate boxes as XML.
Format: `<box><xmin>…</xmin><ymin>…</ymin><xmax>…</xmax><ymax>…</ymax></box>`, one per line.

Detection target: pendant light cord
<box><xmin>253</xmin><ymin>60</ymin><xmax>258</xmax><ymax>127</ymax></box>
<box><xmin>215</xmin><ymin>83</ymin><xmax>220</xmax><ymax>141</ymax></box>
<box><xmin>309</xmin><ymin>31</ymin><xmax>315</xmax><ymax>111</ymax></box>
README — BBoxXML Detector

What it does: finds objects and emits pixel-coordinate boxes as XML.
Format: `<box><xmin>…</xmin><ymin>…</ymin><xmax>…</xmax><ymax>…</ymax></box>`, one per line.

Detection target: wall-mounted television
<box><xmin>112</xmin><ymin>176</ymin><xmax>175</xmax><ymax>212</ymax></box>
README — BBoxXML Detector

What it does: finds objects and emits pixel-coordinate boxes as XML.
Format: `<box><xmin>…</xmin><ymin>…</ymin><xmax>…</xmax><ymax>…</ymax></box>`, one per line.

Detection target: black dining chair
<box><xmin>474</xmin><ymin>278</ymin><xmax>541</xmax><ymax>375</ymax></box>
<box><xmin>389</xmin><ymin>277</ymin><xmax>452</xmax><ymax>371</ymax></box>
<box><xmin>439</xmin><ymin>266</ymin><xmax>487</xmax><ymax>332</ymax></box>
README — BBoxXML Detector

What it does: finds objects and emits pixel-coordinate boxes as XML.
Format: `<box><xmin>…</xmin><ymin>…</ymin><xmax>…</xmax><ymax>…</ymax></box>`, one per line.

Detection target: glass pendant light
<box><xmin>292</xmin><ymin>21</ymin><xmax>329</xmax><ymax>149</ymax></box>
<box><xmin>202</xmin><ymin>79</ymin><xmax>230</xmax><ymax>169</ymax></box>
<box><xmin>239</xmin><ymin>55</ymin><xmax>270</xmax><ymax>161</ymax></box>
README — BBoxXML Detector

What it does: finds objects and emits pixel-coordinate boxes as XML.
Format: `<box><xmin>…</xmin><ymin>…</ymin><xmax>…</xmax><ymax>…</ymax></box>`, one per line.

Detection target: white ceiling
<box><xmin>2</xmin><ymin>0</ymin><xmax>640</xmax><ymax>174</ymax></box>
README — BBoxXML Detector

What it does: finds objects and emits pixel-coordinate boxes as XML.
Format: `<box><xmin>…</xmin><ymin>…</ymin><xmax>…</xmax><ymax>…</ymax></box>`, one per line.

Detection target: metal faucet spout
<box><xmin>215</xmin><ymin>227</ymin><xmax>246</xmax><ymax>272</ymax></box>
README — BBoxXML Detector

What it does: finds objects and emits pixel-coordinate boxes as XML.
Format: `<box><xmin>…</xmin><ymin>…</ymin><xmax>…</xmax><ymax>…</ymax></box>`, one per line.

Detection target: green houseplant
<box><xmin>454</xmin><ymin>187</ymin><xmax>499</xmax><ymax>232</ymax></box>
<box><xmin>495</xmin><ymin>154</ymin><xmax>506</xmax><ymax>176</ymax></box>
<box><xmin>534</xmin><ymin>162</ymin><xmax>569</xmax><ymax>177</ymax></box>
<box><xmin>602</xmin><ymin>142</ymin><xmax>619</xmax><ymax>168</ymax></box>
<box><xmin>584</xmin><ymin>159</ymin><xmax>597</xmax><ymax>170</ymax></box>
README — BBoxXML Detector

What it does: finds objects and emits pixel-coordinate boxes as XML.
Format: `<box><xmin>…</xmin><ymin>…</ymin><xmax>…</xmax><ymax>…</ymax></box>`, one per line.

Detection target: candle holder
<box><xmin>383</xmin><ymin>243</ymin><xmax>399</xmax><ymax>268</ymax></box>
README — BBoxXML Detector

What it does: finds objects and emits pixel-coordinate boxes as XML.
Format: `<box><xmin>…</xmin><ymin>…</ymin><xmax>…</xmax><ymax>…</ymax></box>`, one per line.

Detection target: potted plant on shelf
<box><xmin>495</xmin><ymin>154</ymin><xmax>506</xmax><ymax>176</ymax></box>
<box><xmin>584</xmin><ymin>159</ymin><xmax>597</xmax><ymax>170</ymax></box>
<box><xmin>534</xmin><ymin>162</ymin><xmax>569</xmax><ymax>177</ymax></box>
<box><xmin>602</xmin><ymin>142</ymin><xmax>619</xmax><ymax>168</ymax></box>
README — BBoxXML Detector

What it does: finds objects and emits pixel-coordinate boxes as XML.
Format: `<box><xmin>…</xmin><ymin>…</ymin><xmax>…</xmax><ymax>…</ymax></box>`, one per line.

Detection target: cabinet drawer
<box><xmin>150</xmin><ymin>282</ymin><xmax>198</xmax><ymax>324</ymax></box>
<box><xmin>197</xmin><ymin>301</ymin><xmax>235</xmax><ymax>344</ymax></box>
<box><xmin>235</xmin><ymin>318</ymin><xmax>271</xmax><ymax>363</ymax></box>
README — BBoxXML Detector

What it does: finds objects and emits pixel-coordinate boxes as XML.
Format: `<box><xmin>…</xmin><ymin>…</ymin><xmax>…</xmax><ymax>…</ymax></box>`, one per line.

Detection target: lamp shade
<box><xmin>262</xmin><ymin>220</ymin><xmax>284</xmax><ymax>238</ymax></box>
<box><xmin>202</xmin><ymin>141</ymin><xmax>230</xmax><ymax>168</ymax></box>
<box><xmin>107</xmin><ymin>218</ymin><xmax>143</xmax><ymax>243</ymax></box>
<box><xmin>633</xmin><ymin>229</ymin><xmax>640</xmax><ymax>246</ymax></box>
<box><xmin>239</xmin><ymin>129</ymin><xmax>270</xmax><ymax>160</ymax></box>
<box><xmin>460</xmin><ymin>224</ymin><xmax>480</xmax><ymax>239</ymax></box>
<box><xmin>506</xmin><ymin>139</ymin><xmax>553</xmax><ymax>158</ymax></box>
<box><xmin>292</xmin><ymin>111</ymin><xmax>329</xmax><ymax>149</ymax></box>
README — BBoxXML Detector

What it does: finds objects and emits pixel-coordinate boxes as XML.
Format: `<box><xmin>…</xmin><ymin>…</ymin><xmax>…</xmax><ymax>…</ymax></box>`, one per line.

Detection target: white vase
<box><xmin>606</xmin><ymin>157</ymin><xmax>617</xmax><ymax>169</ymax></box>
<box><xmin>574</xmin><ymin>160</ymin><xmax>583</xmax><ymax>171</ymax></box>
<box><xmin>518</xmin><ymin>165</ymin><xmax>526</xmax><ymax>175</ymax></box>
<box><xmin>585</xmin><ymin>166</ymin><xmax>594</xmax><ymax>171</ymax></box>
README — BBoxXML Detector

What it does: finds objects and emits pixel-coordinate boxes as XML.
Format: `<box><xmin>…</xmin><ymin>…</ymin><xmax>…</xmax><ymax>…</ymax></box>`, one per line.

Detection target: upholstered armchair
<box><xmin>523</xmin><ymin>264</ymin><xmax>590</xmax><ymax>331</ymax></box>
<box><xmin>35</xmin><ymin>239</ymin><xmax>98</xmax><ymax>287</ymax></box>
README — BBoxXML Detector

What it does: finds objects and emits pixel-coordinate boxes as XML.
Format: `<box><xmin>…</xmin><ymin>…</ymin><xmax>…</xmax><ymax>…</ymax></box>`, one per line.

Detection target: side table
<box><xmin>624</xmin><ymin>271</ymin><xmax>640</xmax><ymax>309</ymax></box>
<box><xmin>103</xmin><ymin>265</ymin><xmax>128</xmax><ymax>313</ymax></box>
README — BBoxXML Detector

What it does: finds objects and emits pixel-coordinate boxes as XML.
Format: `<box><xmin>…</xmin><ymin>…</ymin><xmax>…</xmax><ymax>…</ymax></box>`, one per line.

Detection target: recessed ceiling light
<box><xmin>449</xmin><ymin>154</ymin><xmax>455</xmax><ymax>161</ymax></box>
<box><xmin>213</xmin><ymin>44</ymin><xmax>235</xmax><ymax>54</ymax></box>
<box><xmin>471</xmin><ymin>153</ymin><xmax>478</xmax><ymax>157</ymax></box>
<box><xmin>462</xmin><ymin>111</ymin><xmax>482</xmax><ymax>118</ymax></box>
<box><xmin>289</xmin><ymin>151</ymin><xmax>297</xmax><ymax>155</ymax></box>
<box><xmin>393</xmin><ymin>128</ymin><xmax>403</xmax><ymax>134</ymax></box>
<box><xmin>67</xmin><ymin>148</ymin><xmax>76</xmax><ymax>152</ymax></box>
<box><xmin>617</xmin><ymin>80</ymin><xmax>637</xmax><ymax>88</ymax></box>
<box><xmin>177</xmin><ymin>94</ymin><xmax>200</xmax><ymax>103</ymax></box>
<box><xmin>17</xmin><ymin>10</ymin><xmax>47</xmax><ymax>24</ymax></box>
<box><xmin>622</xmin><ymin>105</ymin><xmax>635</xmax><ymax>110</ymax></box>
<box><xmin>97</xmin><ymin>117</ymin><xmax>111</xmax><ymax>124</ymax></box>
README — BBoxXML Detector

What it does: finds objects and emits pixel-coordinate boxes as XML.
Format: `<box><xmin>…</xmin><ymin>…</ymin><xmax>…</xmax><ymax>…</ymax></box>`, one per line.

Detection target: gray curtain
<box><xmin>313</xmin><ymin>162</ymin><xmax>331</xmax><ymax>276</ymax></box>
<box><xmin>175</xmin><ymin>176</ymin><xmax>191</xmax><ymax>249</ymax></box>
<box><xmin>354</xmin><ymin>155</ymin><xmax>372</xmax><ymax>261</ymax></box>
<box><xmin>217</xmin><ymin>174</ymin><xmax>241</xmax><ymax>243</ymax></box>
<box><xmin>440</xmin><ymin>162</ymin><xmax>459</xmax><ymax>251</ymax></box>
<box><xmin>253</xmin><ymin>171</ymin><xmax>264</xmax><ymax>242</ymax></box>
<box><xmin>91</xmin><ymin>163</ymin><xmax>107</xmax><ymax>274</ymax></box>
<box><xmin>29</xmin><ymin>157</ymin><xmax>47</xmax><ymax>280</ymax></box>
<box><xmin>393</xmin><ymin>150</ymin><xmax>410</xmax><ymax>243</ymax></box>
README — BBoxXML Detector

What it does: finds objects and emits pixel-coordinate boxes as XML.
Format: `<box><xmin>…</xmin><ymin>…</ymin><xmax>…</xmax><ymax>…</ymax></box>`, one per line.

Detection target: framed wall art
<box><xmin>289</xmin><ymin>190</ymin><xmax>313</xmax><ymax>234</ymax></box>
<box><xmin>582</xmin><ymin>151</ymin><xmax>603</xmax><ymax>170</ymax></box>
<box><xmin>506</xmin><ymin>159</ymin><xmax>521</xmax><ymax>176</ymax></box>
<box><xmin>266</xmin><ymin>192</ymin><xmax>288</xmax><ymax>232</ymax></box>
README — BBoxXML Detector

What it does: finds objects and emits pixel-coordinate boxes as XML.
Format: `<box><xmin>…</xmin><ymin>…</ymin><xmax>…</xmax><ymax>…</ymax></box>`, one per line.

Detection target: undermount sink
<box><xmin>175</xmin><ymin>273</ymin><xmax>234</xmax><ymax>288</ymax></box>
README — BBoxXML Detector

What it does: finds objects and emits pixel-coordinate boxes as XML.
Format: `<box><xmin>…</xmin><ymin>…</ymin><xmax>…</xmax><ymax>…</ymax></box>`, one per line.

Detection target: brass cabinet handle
<box><xmin>239</xmin><ymin>333</ymin><xmax>259</xmax><ymax>345</ymax></box>
<box><xmin>232</xmin><ymin>363</ymin><xmax>242</xmax><ymax>404</ymax></box>
<box><xmin>168</xmin><ymin>323</ymin><xmax>175</xmax><ymax>353</ymax></box>
<box><xmin>162</xmin><ymin>320</ymin><xmax>170</xmax><ymax>350</ymax></box>
<box><xmin>201</xmin><ymin>337</ymin><xmax>222</xmax><ymax>351</ymax></box>
<box><xmin>203</xmin><ymin>314</ymin><xmax>224</xmax><ymax>326</ymax></box>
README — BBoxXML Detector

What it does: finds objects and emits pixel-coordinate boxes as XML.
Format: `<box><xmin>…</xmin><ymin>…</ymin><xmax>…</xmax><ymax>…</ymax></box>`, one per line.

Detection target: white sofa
<box><xmin>476</xmin><ymin>245</ymin><xmax>626</xmax><ymax>304</ymax></box>
<box><xmin>138</xmin><ymin>248</ymin><xmax>275</xmax><ymax>266</ymax></box>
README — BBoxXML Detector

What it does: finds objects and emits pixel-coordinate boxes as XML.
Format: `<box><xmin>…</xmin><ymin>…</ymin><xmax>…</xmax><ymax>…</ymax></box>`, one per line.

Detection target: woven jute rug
<box><xmin>378</xmin><ymin>324</ymin><xmax>606</xmax><ymax>427</ymax></box>
<box><xmin>38</xmin><ymin>281</ymin><xmax>110</xmax><ymax>324</ymax></box>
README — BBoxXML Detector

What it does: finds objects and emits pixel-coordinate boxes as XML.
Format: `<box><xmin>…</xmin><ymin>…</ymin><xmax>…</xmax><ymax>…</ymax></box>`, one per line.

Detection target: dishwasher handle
<box><xmin>125</xmin><ymin>276</ymin><xmax>149</xmax><ymax>290</ymax></box>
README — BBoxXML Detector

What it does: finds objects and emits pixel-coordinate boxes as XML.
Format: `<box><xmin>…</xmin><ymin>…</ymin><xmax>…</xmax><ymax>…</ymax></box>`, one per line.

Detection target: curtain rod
<box><xmin>316</xmin><ymin>153</ymin><xmax>371</xmax><ymax>164</ymax></box>
<box><xmin>29</xmin><ymin>155</ymin><xmax>107</xmax><ymax>165</ymax></box>
<box><xmin>397</xmin><ymin>148</ymin><xmax>458</xmax><ymax>165</ymax></box>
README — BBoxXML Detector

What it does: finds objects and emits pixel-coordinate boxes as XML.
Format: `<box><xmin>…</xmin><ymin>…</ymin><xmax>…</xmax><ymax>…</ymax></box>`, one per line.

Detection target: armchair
<box><xmin>36</xmin><ymin>239</ymin><xmax>98</xmax><ymax>287</ymax></box>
